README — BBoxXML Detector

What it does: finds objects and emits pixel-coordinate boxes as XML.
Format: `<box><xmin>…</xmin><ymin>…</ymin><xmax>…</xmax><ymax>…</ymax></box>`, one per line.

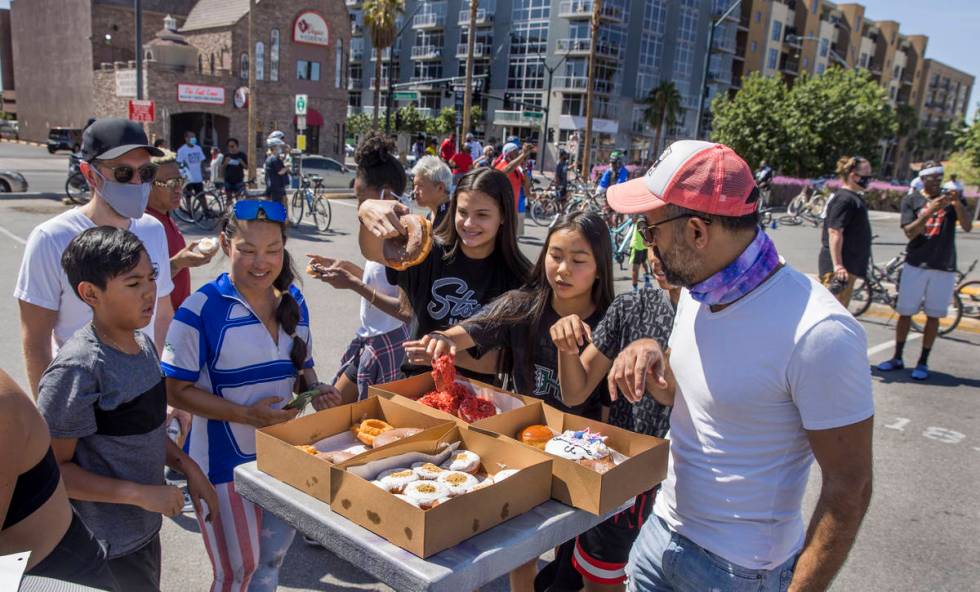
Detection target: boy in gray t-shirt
<box><xmin>37</xmin><ymin>227</ymin><xmax>216</xmax><ymax>591</ymax></box>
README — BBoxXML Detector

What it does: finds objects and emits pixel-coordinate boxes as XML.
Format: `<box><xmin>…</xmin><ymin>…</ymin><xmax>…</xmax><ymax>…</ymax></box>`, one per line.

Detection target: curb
<box><xmin>0</xmin><ymin>191</ymin><xmax>65</xmax><ymax>201</ymax></box>
<box><xmin>0</xmin><ymin>139</ymin><xmax>47</xmax><ymax>149</ymax></box>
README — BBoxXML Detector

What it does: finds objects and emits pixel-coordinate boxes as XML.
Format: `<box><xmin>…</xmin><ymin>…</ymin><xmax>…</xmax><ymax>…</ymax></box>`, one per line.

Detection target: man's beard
<box><xmin>654</xmin><ymin>242</ymin><xmax>702</xmax><ymax>288</ymax></box>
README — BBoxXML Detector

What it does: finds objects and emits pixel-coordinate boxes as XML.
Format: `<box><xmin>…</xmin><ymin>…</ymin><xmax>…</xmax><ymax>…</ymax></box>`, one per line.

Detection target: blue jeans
<box><xmin>626</xmin><ymin>517</ymin><xmax>798</xmax><ymax>592</ymax></box>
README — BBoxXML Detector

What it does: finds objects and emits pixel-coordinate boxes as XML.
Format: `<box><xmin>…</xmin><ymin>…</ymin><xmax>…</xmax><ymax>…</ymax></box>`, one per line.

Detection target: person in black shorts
<box><xmin>536</xmin><ymin>250</ymin><xmax>677</xmax><ymax>592</ymax></box>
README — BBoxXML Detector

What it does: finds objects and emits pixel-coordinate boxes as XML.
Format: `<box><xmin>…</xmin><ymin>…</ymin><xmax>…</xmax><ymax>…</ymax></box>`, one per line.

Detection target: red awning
<box><xmin>294</xmin><ymin>108</ymin><xmax>324</xmax><ymax>127</ymax></box>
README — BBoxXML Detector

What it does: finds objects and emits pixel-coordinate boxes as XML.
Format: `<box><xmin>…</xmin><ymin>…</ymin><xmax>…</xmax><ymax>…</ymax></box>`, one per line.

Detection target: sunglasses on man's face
<box><xmin>94</xmin><ymin>162</ymin><xmax>159</xmax><ymax>184</ymax></box>
<box><xmin>639</xmin><ymin>213</ymin><xmax>712</xmax><ymax>246</ymax></box>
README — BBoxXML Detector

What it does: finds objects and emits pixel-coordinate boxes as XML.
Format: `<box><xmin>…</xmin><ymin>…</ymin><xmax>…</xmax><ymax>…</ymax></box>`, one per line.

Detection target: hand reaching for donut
<box><xmin>404</xmin><ymin>333</ymin><xmax>456</xmax><ymax>367</ymax></box>
<box><xmin>358</xmin><ymin>199</ymin><xmax>410</xmax><ymax>239</ymax></box>
<box><xmin>550</xmin><ymin>314</ymin><xmax>592</xmax><ymax>355</ymax></box>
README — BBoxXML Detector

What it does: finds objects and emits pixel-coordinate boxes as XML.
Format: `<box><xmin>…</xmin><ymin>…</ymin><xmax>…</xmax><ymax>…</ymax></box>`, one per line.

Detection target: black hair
<box><xmin>463</xmin><ymin>211</ymin><xmax>613</xmax><ymax>386</ymax></box>
<box><xmin>226</xmin><ymin>137</ymin><xmax>239</xmax><ymax>147</ymax></box>
<box><xmin>437</xmin><ymin>168</ymin><xmax>532</xmax><ymax>282</ymax></box>
<box><xmin>354</xmin><ymin>131</ymin><xmax>406</xmax><ymax>195</ymax></box>
<box><xmin>665</xmin><ymin>203</ymin><xmax>761</xmax><ymax>233</ymax></box>
<box><xmin>153</xmin><ymin>138</ymin><xmax>166</xmax><ymax>148</ymax></box>
<box><xmin>62</xmin><ymin>226</ymin><xmax>151</xmax><ymax>299</ymax></box>
<box><xmin>220</xmin><ymin>205</ymin><xmax>308</xmax><ymax>390</ymax></box>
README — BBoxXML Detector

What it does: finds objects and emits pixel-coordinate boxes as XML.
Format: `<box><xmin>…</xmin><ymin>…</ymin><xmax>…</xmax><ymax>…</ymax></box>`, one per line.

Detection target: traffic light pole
<box><xmin>694</xmin><ymin>0</ymin><xmax>740</xmax><ymax>139</ymax></box>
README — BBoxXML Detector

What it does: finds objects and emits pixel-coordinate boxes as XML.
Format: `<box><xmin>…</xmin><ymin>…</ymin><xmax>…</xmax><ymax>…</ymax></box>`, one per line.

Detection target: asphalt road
<box><xmin>0</xmin><ymin>141</ymin><xmax>71</xmax><ymax>194</ymax></box>
<box><xmin>1</xmin><ymin>142</ymin><xmax>978</xmax><ymax>591</ymax></box>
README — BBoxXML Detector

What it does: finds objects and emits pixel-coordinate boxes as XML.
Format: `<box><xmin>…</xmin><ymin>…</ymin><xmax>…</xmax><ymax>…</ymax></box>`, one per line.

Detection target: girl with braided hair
<box><xmin>162</xmin><ymin>200</ymin><xmax>340</xmax><ymax>591</ymax></box>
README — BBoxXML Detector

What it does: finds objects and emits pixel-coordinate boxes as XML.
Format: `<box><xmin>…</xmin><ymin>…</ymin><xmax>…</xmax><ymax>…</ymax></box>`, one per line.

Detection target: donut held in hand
<box><xmin>383</xmin><ymin>214</ymin><xmax>433</xmax><ymax>270</ymax></box>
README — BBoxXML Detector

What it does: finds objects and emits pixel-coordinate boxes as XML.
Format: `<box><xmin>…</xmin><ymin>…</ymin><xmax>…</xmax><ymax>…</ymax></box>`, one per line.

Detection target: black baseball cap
<box><xmin>80</xmin><ymin>118</ymin><xmax>164</xmax><ymax>162</ymax></box>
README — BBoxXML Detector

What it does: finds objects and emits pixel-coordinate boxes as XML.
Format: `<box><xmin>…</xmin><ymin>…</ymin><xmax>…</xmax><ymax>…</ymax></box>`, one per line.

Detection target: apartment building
<box><xmin>347</xmin><ymin>0</ymin><xmax>737</xmax><ymax>167</ymax></box>
<box><xmin>733</xmin><ymin>0</ymin><xmax>973</xmax><ymax>177</ymax></box>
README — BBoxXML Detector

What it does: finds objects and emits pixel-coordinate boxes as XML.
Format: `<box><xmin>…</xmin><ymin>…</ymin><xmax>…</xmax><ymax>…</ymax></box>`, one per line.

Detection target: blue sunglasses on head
<box><xmin>234</xmin><ymin>200</ymin><xmax>287</xmax><ymax>223</ymax></box>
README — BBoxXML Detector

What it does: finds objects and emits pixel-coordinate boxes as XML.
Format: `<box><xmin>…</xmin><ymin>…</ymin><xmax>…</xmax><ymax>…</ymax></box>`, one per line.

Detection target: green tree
<box><xmin>945</xmin><ymin>150</ymin><xmax>980</xmax><ymax>187</ymax></box>
<box><xmin>363</xmin><ymin>0</ymin><xmax>405</xmax><ymax>128</ymax></box>
<box><xmin>954</xmin><ymin>110</ymin><xmax>980</xmax><ymax>169</ymax></box>
<box><xmin>709</xmin><ymin>72</ymin><xmax>790</xmax><ymax>172</ymax></box>
<box><xmin>642</xmin><ymin>81</ymin><xmax>683</xmax><ymax>157</ymax></box>
<box><xmin>425</xmin><ymin>107</ymin><xmax>456</xmax><ymax>136</ymax></box>
<box><xmin>396</xmin><ymin>105</ymin><xmax>426</xmax><ymax>133</ymax></box>
<box><xmin>346</xmin><ymin>112</ymin><xmax>372</xmax><ymax>137</ymax></box>
<box><xmin>470</xmin><ymin>105</ymin><xmax>484</xmax><ymax>133</ymax></box>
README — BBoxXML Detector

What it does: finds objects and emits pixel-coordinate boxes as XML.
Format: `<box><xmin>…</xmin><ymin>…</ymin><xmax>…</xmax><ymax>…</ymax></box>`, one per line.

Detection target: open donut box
<box><xmin>367</xmin><ymin>372</ymin><xmax>533</xmax><ymax>425</ymax></box>
<box><xmin>472</xmin><ymin>402</ymin><xmax>671</xmax><ymax>515</ymax></box>
<box><xmin>329</xmin><ymin>422</ymin><xmax>553</xmax><ymax>558</ymax></box>
<box><xmin>255</xmin><ymin>396</ymin><xmax>454</xmax><ymax>503</ymax></box>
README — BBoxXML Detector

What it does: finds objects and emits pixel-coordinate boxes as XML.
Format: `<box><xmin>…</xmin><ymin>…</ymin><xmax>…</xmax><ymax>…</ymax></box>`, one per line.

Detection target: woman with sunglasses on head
<box><xmin>358</xmin><ymin>165</ymin><xmax>533</xmax><ymax>383</ymax></box>
<box><xmin>162</xmin><ymin>200</ymin><xmax>340</xmax><ymax>592</ymax></box>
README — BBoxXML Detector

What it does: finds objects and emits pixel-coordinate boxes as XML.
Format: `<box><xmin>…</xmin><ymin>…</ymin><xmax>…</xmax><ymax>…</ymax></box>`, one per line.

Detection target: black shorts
<box><xmin>630</xmin><ymin>248</ymin><xmax>648</xmax><ymax>265</ymax></box>
<box><xmin>572</xmin><ymin>486</ymin><xmax>657</xmax><ymax>585</ymax></box>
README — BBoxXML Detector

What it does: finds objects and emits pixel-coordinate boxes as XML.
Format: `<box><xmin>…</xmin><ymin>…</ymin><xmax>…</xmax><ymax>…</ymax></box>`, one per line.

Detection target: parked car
<box><xmin>0</xmin><ymin>170</ymin><xmax>29</xmax><ymax>192</ymax></box>
<box><xmin>292</xmin><ymin>154</ymin><xmax>356</xmax><ymax>189</ymax></box>
<box><xmin>47</xmin><ymin>127</ymin><xmax>83</xmax><ymax>154</ymax></box>
<box><xmin>0</xmin><ymin>120</ymin><xmax>18</xmax><ymax>140</ymax></box>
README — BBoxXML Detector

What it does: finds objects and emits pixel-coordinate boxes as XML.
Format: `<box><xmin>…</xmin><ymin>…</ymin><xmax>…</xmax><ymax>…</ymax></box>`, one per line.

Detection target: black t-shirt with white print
<box><xmin>464</xmin><ymin>297</ymin><xmax>608</xmax><ymax>421</ymax></box>
<box><xmin>386</xmin><ymin>242</ymin><xmax>524</xmax><ymax>381</ymax></box>
<box><xmin>590</xmin><ymin>286</ymin><xmax>675</xmax><ymax>437</ymax></box>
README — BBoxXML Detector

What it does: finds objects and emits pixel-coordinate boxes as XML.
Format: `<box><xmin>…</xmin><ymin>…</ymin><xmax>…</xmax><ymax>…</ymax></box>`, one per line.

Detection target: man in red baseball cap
<box><xmin>601</xmin><ymin>141</ymin><xmax>875</xmax><ymax>591</ymax></box>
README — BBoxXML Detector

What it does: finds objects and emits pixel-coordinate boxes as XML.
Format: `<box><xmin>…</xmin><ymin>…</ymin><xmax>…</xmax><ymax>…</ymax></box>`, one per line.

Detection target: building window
<box><xmin>270</xmin><ymin>29</ymin><xmax>280</xmax><ymax>81</ymax></box>
<box><xmin>209</xmin><ymin>53</ymin><xmax>215</xmax><ymax>74</ymax></box>
<box><xmin>771</xmin><ymin>21</ymin><xmax>782</xmax><ymax>42</ymax></box>
<box><xmin>859</xmin><ymin>52</ymin><xmax>868</xmax><ymax>68</ymax></box>
<box><xmin>255</xmin><ymin>42</ymin><xmax>265</xmax><ymax>80</ymax></box>
<box><xmin>297</xmin><ymin>60</ymin><xmax>321</xmax><ymax>81</ymax></box>
<box><xmin>816</xmin><ymin>63</ymin><xmax>826</xmax><ymax>74</ymax></box>
<box><xmin>767</xmin><ymin>48</ymin><xmax>778</xmax><ymax>70</ymax></box>
<box><xmin>198</xmin><ymin>54</ymin><xmax>203</xmax><ymax>73</ymax></box>
<box><xmin>336</xmin><ymin>40</ymin><xmax>344</xmax><ymax>88</ymax></box>
<box><xmin>819</xmin><ymin>37</ymin><xmax>829</xmax><ymax>57</ymax></box>
<box><xmin>802</xmin><ymin>57</ymin><xmax>808</xmax><ymax>68</ymax></box>
<box><xmin>240</xmin><ymin>53</ymin><xmax>249</xmax><ymax>79</ymax></box>
<box><xmin>751</xmin><ymin>40</ymin><xmax>757</xmax><ymax>53</ymax></box>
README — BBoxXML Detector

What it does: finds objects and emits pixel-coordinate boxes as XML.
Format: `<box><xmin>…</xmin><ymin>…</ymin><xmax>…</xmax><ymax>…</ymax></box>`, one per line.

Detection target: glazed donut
<box><xmin>383</xmin><ymin>215</ymin><xmax>433</xmax><ymax>270</ymax></box>
<box><xmin>411</xmin><ymin>462</ymin><xmax>446</xmax><ymax>480</ymax></box>
<box><xmin>441</xmin><ymin>450</ymin><xmax>481</xmax><ymax>475</ymax></box>
<box><xmin>437</xmin><ymin>470</ymin><xmax>479</xmax><ymax>496</ymax></box>
<box><xmin>377</xmin><ymin>468</ymin><xmax>418</xmax><ymax>494</ymax></box>
<box><xmin>371</xmin><ymin>427</ymin><xmax>423</xmax><ymax>449</ymax></box>
<box><xmin>403</xmin><ymin>480</ymin><xmax>450</xmax><ymax>509</ymax></box>
<box><xmin>519</xmin><ymin>425</ymin><xmax>554</xmax><ymax>450</ymax></box>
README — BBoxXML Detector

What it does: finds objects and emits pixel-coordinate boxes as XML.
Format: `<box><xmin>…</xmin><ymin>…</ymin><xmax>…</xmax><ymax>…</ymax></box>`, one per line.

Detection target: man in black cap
<box><xmin>15</xmin><ymin>118</ymin><xmax>175</xmax><ymax>396</ymax></box>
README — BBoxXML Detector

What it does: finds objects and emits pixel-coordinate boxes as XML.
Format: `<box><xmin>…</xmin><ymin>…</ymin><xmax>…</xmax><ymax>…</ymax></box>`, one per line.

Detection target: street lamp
<box><xmin>694</xmin><ymin>0</ymin><xmax>740</xmax><ymax>139</ymax></box>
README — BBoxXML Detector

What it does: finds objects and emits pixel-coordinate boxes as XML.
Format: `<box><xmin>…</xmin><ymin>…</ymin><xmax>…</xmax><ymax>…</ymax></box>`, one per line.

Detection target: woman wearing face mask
<box><xmin>818</xmin><ymin>156</ymin><xmax>873</xmax><ymax>307</ymax></box>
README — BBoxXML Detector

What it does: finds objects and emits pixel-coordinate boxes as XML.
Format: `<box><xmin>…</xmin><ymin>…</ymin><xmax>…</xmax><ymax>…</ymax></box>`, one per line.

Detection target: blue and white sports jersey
<box><xmin>161</xmin><ymin>273</ymin><xmax>314</xmax><ymax>484</ymax></box>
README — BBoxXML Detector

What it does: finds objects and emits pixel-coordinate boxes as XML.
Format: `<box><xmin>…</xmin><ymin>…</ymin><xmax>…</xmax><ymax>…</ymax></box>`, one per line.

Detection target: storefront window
<box><xmin>270</xmin><ymin>30</ymin><xmax>280</xmax><ymax>81</ymax></box>
<box><xmin>336</xmin><ymin>40</ymin><xmax>344</xmax><ymax>88</ymax></box>
<box><xmin>297</xmin><ymin>60</ymin><xmax>321</xmax><ymax>81</ymax></box>
<box><xmin>240</xmin><ymin>53</ymin><xmax>248</xmax><ymax>80</ymax></box>
<box><xmin>256</xmin><ymin>42</ymin><xmax>265</xmax><ymax>80</ymax></box>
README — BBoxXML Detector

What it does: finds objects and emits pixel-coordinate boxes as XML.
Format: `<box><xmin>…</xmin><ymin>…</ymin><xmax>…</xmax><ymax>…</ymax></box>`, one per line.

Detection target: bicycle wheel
<box><xmin>530</xmin><ymin>200</ymin><xmax>559</xmax><ymax>227</ymax></box>
<box><xmin>290</xmin><ymin>191</ymin><xmax>305</xmax><ymax>225</ymax></box>
<box><xmin>313</xmin><ymin>196</ymin><xmax>332</xmax><ymax>232</ymax></box>
<box><xmin>786</xmin><ymin>194</ymin><xmax>805</xmax><ymax>216</ymax></box>
<box><xmin>172</xmin><ymin>192</ymin><xmax>197</xmax><ymax>224</ymax></box>
<box><xmin>808</xmin><ymin>195</ymin><xmax>827</xmax><ymax>217</ymax></box>
<box><xmin>957</xmin><ymin>280</ymin><xmax>980</xmax><ymax>319</ymax></box>
<box><xmin>778</xmin><ymin>214</ymin><xmax>803</xmax><ymax>226</ymax></box>
<box><xmin>909</xmin><ymin>291</ymin><xmax>963</xmax><ymax>336</ymax></box>
<box><xmin>847</xmin><ymin>279</ymin><xmax>873</xmax><ymax>317</ymax></box>
<box><xmin>64</xmin><ymin>173</ymin><xmax>91</xmax><ymax>204</ymax></box>
<box><xmin>195</xmin><ymin>192</ymin><xmax>224</xmax><ymax>231</ymax></box>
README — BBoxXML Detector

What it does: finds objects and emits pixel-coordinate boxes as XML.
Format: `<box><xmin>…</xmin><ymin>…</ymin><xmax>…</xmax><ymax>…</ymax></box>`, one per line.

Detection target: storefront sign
<box><xmin>177</xmin><ymin>83</ymin><xmax>226</xmax><ymax>105</ymax></box>
<box><xmin>115</xmin><ymin>69</ymin><xmax>147</xmax><ymax>98</ymax></box>
<box><xmin>293</xmin><ymin>11</ymin><xmax>329</xmax><ymax>46</ymax></box>
<box><xmin>128</xmin><ymin>100</ymin><xmax>155</xmax><ymax>122</ymax></box>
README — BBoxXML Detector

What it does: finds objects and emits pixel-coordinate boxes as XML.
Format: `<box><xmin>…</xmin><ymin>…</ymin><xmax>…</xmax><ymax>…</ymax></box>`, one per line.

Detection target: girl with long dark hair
<box><xmin>358</xmin><ymin>167</ymin><xmax>532</xmax><ymax>382</ymax></box>
<box><xmin>163</xmin><ymin>200</ymin><xmax>339</xmax><ymax>591</ymax></box>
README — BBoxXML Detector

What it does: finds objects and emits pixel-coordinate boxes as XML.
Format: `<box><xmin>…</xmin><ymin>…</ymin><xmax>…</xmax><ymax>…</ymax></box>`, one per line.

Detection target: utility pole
<box><xmin>581</xmin><ymin>0</ymin><xmax>601</xmax><ymax>179</ymax></box>
<box><xmin>694</xmin><ymin>0</ymin><xmax>740</xmax><ymax>139</ymax></box>
<box><xmin>385</xmin><ymin>4</ymin><xmax>423</xmax><ymax>134</ymax></box>
<box><xmin>538</xmin><ymin>53</ymin><xmax>567</xmax><ymax>174</ymax></box>
<box><xmin>134</xmin><ymin>0</ymin><xmax>143</xmax><ymax>100</ymax></box>
<box><xmin>460</xmin><ymin>0</ymin><xmax>479</xmax><ymax>144</ymax></box>
<box><xmin>247</xmin><ymin>0</ymin><xmax>257</xmax><ymax>181</ymax></box>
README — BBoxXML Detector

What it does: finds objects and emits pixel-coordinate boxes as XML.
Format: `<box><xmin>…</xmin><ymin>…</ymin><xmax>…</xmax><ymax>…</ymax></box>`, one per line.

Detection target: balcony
<box><xmin>707</xmin><ymin>70</ymin><xmax>730</xmax><ymax>84</ymax></box>
<box><xmin>458</xmin><ymin>8</ymin><xmax>493</xmax><ymax>26</ymax></box>
<box><xmin>351</xmin><ymin>23</ymin><xmax>364</xmax><ymax>36</ymax></box>
<box><xmin>456</xmin><ymin>43</ymin><xmax>491</xmax><ymax>59</ymax></box>
<box><xmin>553</xmin><ymin>75</ymin><xmax>616</xmax><ymax>95</ymax></box>
<box><xmin>738</xmin><ymin>14</ymin><xmax>750</xmax><ymax>31</ymax></box>
<box><xmin>711</xmin><ymin>37</ymin><xmax>736</xmax><ymax>54</ymax></box>
<box><xmin>346</xmin><ymin>0</ymin><xmax>361</xmax><ymax>6</ymax></box>
<box><xmin>555</xmin><ymin>38</ymin><xmax>623</xmax><ymax>60</ymax></box>
<box><xmin>350</xmin><ymin>47</ymin><xmax>364</xmax><ymax>61</ymax></box>
<box><xmin>557</xmin><ymin>1</ymin><xmax>624</xmax><ymax>23</ymax></box>
<box><xmin>783</xmin><ymin>28</ymin><xmax>802</xmax><ymax>48</ymax></box>
<box><xmin>370</xmin><ymin>47</ymin><xmax>398</xmax><ymax>62</ymax></box>
<box><xmin>370</xmin><ymin>77</ymin><xmax>390</xmax><ymax>90</ymax></box>
<box><xmin>412</xmin><ymin>12</ymin><xmax>446</xmax><ymax>30</ymax></box>
<box><xmin>493</xmin><ymin>110</ymin><xmax>546</xmax><ymax>128</ymax></box>
<box><xmin>347</xmin><ymin>78</ymin><xmax>362</xmax><ymax>90</ymax></box>
<box><xmin>411</xmin><ymin>45</ymin><xmax>441</xmax><ymax>61</ymax></box>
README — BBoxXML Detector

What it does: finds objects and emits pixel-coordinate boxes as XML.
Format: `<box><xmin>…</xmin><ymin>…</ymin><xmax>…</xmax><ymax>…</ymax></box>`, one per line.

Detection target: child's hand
<box><xmin>245</xmin><ymin>397</ymin><xmax>300</xmax><ymax>427</ymax></box>
<box><xmin>140</xmin><ymin>484</ymin><xmax>185</xmax><ymax>517</ymax></box>
<box><xmin>550</xmin><ymin>314</ymin><xmax>592</xmax><ymax>354</ymax></box>
<box><xmin>403</xmin><ymin>338</ymin><xmax>435</xmax><ymax>367</ymax></box>
<box><xmin>311</xmin><ymin>383</ymin><xmax>343</xmax><ymax>410</ymax></box>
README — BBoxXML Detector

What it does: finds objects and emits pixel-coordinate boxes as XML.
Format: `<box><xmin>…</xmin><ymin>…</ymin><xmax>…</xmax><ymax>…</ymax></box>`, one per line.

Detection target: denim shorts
<box><xmin>626</xmin><ymin>516</ymin><xmax>798</xmax><ymax>592</ymax></box>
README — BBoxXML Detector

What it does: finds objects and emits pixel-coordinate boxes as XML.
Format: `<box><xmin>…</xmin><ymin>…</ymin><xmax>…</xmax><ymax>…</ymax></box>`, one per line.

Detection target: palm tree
<box><xmin>363</xmin><ymin>0</ymin><xmax>405</xmax><ymax>127</ymax></box>
<box><xmin>642</xmin><ymin>81</ymin><xmax>683</xmax><ymax>158</ymax></box>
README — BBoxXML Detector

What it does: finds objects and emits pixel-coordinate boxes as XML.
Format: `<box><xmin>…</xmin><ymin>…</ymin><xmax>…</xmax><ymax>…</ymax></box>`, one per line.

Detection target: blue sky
<box><xmin>0</xmin><ymin>0</ymin><xmax>975</xmax><ymax>119</ymax></box>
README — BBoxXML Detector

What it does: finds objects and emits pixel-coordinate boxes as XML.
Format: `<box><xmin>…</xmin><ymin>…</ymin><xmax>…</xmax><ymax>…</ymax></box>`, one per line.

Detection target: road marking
<box><xmin>867</xmin><ymin>333</ymin><xmax>922</xmax><ymax>357</ymax></box>
<box><xmin>0</xmin><ymin>223</ymin><xmax>26</xmax><ymax>245</ymax></box>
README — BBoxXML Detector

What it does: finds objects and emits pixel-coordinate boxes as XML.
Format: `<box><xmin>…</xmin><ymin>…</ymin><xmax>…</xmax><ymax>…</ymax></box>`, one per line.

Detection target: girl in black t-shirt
<box><xmin>357</xmin><ymin>168</ymin><xmax>532</xmax><ymax>380</ymax></box>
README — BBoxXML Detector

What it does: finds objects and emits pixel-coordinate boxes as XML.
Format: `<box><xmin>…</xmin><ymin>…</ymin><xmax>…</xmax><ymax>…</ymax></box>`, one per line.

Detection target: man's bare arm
<box><xmin>19</xmin><ymin>300</ymin><xmax>57</xmax><ymax>398</ymax></box>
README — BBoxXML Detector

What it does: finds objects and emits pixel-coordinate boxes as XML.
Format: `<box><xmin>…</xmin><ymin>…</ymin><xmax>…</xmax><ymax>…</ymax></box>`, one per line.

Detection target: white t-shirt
<box><xmin>468</xmin><ymin>140</ymin><xmax>483</xmax><ymax>161</ymax></box>
<box><xmin>177</xmin><ymin>144</ymin><xmax>207</xmax><ymax>184</ymax></box>
<box><xmin>14</xmin><ymin>208</ymin><xmax>175</xmax><ymax>351</ymax></box>
<box><xmin>654</xmin><ymin>265</ymin><xmax>874</xmax><ymax>570</ymax></box>
<box><xmin>357</xmin><ymin>260</ymin><xmax>405</xmax><ymax>338</ymax></box>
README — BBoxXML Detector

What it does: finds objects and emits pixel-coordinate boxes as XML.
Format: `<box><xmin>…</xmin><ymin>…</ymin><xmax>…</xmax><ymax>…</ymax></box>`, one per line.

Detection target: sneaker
<box><xmin>632</xmin><ymin>285</ymin><xmax>639</xmax><ymax>294</ymax></box>
<box><xmin>643</xmin><ymin>274</ymin><xmax>653</xmax><ymax>289</ymax></box>
<box><xmin>877</xmin><ymin>358</ymin><xmax>904</xmax><ymax>371</ymax></box>
<box><xmin>911</xmin><ymin>364</ymin><xmax>929</xmax><ymax>380</ymax></box>
<box><xmin>303</xmin><ymin>535</ymin><xmax>323</xmax><ymax>548</ymax></box>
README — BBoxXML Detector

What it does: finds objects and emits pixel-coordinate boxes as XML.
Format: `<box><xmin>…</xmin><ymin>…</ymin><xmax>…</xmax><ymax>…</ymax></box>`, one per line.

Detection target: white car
<box><xmin>0</xmin><ymin>170</ymin><xmax>28</xmax><ymax>193</ymax></box>
<box><xmin>296</xmin><ymin>155</ymin><xmax>356</xmax><ymax>188</ymax></box>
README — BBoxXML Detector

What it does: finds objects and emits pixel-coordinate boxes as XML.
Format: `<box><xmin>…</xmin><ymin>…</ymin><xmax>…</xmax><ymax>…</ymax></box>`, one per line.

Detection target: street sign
<box><xmin>522</xmin><ymin>110</ymin><xmax>544</xmax><ymax>120</ymax></box>
<box><xmin>128</xmin><ymin>99</ymin><xmax>155</xmax><ymax>122</ymax></box>
<box><xmin>297</xmin><ymin>134</ymin><xmax>307</xmax><ymax>151</ymax></box>
<box><xmin>454</xmin><ymin>93</ymin><xmax>464</xmax><ymax>110</ymax></box>
<box><xmin>295</xmin><ymin>94</ymin><xmax>308</xmax><ymax>115</ymax></box>
<box><xmin>393</xmin><ymin>90</ymin><xmax>420</xmax><ymax>101</ymax></box>
<box><xmin>296</xmin><ymin>115</ymin><xmax>307</xmax><ymax>131</ymax></box>
<box><xmin>455</xmin><ymin>112</ymin><xmax>462</xmax><ymax>127</ymax></box>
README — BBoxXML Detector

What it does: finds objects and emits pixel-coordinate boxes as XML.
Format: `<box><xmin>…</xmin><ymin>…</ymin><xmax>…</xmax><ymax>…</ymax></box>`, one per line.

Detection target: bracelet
<box><xmin>369</xmin><ymin>288</ymin><xmax>377</xmax><ymax>305</ymax></box>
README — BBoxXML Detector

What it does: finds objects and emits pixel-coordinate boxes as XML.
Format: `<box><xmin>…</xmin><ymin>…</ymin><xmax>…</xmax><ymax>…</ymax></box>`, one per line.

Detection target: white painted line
<box><xmin>331</xmin><ymin>199</ymin><xmax>356</xmax><ymax>209</ymax></box>
<box><xmin>0</xmin><ymin>223</ymin><xmax>26</xmax><ymax>245</ymax></box>
<box><xmin>867</xmin><ymin>332</ymin><xmax>923</xmax><ymax>357</ymax></box>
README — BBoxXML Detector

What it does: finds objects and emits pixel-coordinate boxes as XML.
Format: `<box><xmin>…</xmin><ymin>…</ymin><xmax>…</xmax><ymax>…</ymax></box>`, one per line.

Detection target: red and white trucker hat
<box><xmin>607</xmin><ymin>140</ymin><xmax>759</xmax><ymax>216</ymax></box>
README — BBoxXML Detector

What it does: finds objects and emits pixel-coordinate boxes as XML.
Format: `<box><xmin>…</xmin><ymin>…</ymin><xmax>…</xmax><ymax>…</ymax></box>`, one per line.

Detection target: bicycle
<box><xmin>779</xmin><ymin>179</ymin><xmax>830</xmax><ymax>227</ymax></box>
<box><xmin>608</xmin><ymin>216</ymin><xmax>638</xmax><ymax>270</ymax></box>
<box><xmin>849</xmin><ymin>237</ymin><xmax>964</xmax><ymax>335</ymax></box>
<box><xmin>290</xmin><ymin>175</ymin><xmax>332</xmax><ymax>232</ymax></box>
<box><xmin>528</xmin><ymin>188</ymin><xmax>562</xmax><ymax>227</ymax></box>
<box><xmin>172</xmin><ymin>182</ymin><xmax>224</xmax><ymax>230</ymax></box>
<box><xmin>64</xmin><ymin>154</ymin><xmax>91</xmax><ymax>205</ymax></box>
<box><xmin>954</xmin><ymin>259</ymin><xmax>979</xmax><ymax>321</ymax></box>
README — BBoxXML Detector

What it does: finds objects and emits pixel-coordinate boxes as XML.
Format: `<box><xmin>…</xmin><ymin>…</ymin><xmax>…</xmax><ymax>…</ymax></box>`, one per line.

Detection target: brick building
<box><xmin>12</xmin><ymin>0</ymin><xmax>350</xmax><ymax>161</ymax></box>
<box><xmin>0</xmin><ymin>8</ymin><xmax>15</xmax><ymax>117</ymax></box>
